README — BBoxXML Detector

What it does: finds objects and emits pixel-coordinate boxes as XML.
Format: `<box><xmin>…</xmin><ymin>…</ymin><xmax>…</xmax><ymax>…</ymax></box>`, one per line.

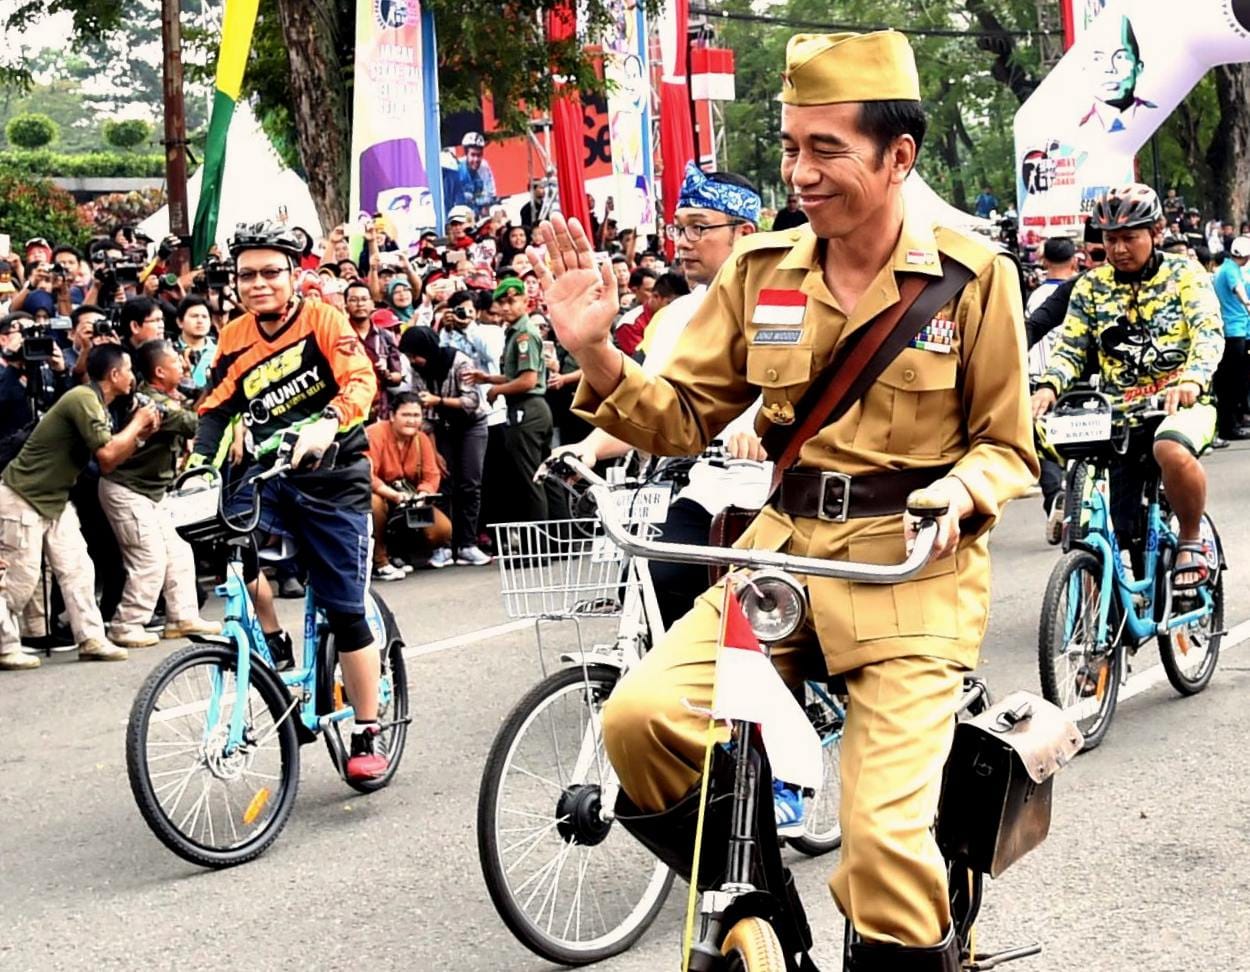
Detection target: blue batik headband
<box><xmin>676</xmin><ymin>161</ymin><xmax>761</xmax><ymax>225</ymax></box>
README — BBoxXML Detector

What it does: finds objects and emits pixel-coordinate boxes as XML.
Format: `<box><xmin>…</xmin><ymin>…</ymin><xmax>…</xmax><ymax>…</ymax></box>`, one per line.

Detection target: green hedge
<box><xmin>0</xmin><ymin>149</ymin><xmax>168</xmax><ymax>178</ymax></box>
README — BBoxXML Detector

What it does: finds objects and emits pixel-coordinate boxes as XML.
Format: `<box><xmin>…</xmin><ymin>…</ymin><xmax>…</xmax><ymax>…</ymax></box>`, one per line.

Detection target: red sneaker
<box><xmin>345</xmin><ymin>726</ymin><xmax>389</xmax><ymax>782</ymax></box>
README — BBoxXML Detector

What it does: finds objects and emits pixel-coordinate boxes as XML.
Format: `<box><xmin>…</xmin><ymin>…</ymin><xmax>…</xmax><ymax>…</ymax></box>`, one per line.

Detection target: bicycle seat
<box><xmin>258</xmin><ymin>536</ymin><xmax>298</xmax><ymax>563</ymax></box>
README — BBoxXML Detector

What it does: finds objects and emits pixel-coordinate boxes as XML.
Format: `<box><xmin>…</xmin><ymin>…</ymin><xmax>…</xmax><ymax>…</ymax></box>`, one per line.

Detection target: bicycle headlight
<box><xmin>736</xmin><ymin>570</ymin><xmax>807</xmax><ymax>644</ymax></box>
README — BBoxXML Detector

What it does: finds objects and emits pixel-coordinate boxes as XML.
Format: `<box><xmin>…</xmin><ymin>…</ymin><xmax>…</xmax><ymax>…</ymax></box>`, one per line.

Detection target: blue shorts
<box><xmin>229</xmin><ymin>460</ymin><xmax>372</xmax><ymax>614</ymax></box>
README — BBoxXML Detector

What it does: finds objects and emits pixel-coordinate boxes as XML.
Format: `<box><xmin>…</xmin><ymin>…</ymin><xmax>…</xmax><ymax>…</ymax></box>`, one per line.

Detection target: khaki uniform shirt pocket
<box><xmin>857</xmin><ymin>349</ymin><xmax>959</xmax><ymax>459</ymax></box>
<box><xmin>747</xmin><ymin>345</ymin><xmax>813</xmax><ymax>427</ymax></box>
<box><xmin>846</xmin><ymin>527</ymin><xmax>959</xmax><ymax>642</ymax></box>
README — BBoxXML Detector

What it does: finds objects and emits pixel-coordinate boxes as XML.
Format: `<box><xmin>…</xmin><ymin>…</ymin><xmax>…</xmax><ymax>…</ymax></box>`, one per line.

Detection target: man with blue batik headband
<box><xmin>665</xmin><ymin>162</ymin><xmax>762</xmax><ymax>287</ymax></box>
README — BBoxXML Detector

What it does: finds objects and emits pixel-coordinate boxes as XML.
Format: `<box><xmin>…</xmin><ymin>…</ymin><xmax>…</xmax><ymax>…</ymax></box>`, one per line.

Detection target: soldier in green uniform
<box><xmin>471</xmin><ymin>277</ymin><xmax>551</xmax><ymax>521</ymax></box>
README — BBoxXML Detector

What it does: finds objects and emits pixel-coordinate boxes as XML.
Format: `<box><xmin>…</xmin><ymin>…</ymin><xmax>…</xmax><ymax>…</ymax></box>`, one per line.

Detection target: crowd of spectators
<box><xmin>0</xmin><ymin>192</ymin><xmax>709</xmax><ymax>671</ymax></box>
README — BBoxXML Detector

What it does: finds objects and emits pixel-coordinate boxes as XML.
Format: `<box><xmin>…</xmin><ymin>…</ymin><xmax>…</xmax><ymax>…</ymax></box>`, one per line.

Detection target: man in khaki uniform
<box><xmin>532</xmin><ymin>30</ymin><xmax>1036</xmax><ymax>970</ymax></box>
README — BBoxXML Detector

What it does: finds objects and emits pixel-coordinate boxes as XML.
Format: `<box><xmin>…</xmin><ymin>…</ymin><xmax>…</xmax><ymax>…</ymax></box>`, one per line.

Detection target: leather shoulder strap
<box><xmin>765</xmin><ymin>255</ymin><xmax>976</xmax><ymax>490</ymax></box>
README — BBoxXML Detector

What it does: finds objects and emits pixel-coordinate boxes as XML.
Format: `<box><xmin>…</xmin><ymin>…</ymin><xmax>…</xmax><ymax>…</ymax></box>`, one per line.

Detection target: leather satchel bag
<box><xmin>707</xmin><ymin>256</ymin><xmax>976</xmax><ymax>572</ymax></box>
<box><xmin>936</xmin><ymin>691</ymin><xmax>1083</xmax><ymax>877</ymax></box>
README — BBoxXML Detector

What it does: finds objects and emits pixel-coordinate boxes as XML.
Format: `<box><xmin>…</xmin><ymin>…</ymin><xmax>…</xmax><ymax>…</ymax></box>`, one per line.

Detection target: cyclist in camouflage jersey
<box><xmin>1032</xmin><ymin>184</ymin><xmax>1224</xmax><ymax>590</ymax></box>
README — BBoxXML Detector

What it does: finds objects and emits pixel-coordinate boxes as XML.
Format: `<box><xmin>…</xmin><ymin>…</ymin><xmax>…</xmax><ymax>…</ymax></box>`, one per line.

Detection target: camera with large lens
<box><xmin>5</xmin><ymin>325</ymin><xmax>57</xmax><ymax>363</ymax></box>
<box><xmin>204</xmin><ymin>260</ymin><xmax>231</xmax><ymax>291</ymax></box>
<box><xmin>132</xmin><ymin>390</ymin><xmax>171</xmax><ymax>420</ymax></box>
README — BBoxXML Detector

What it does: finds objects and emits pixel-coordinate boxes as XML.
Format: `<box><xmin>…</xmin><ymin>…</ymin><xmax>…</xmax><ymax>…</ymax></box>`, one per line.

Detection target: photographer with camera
<box><xmin>0</xmin><ymin>343</ymin><xmax>161</xmax><ymax>670</ymax></box>
<box><xmin>98</xmin><ymin>339</ymin><xmax>219</xmax><ymax>648</ymax></box>
<box><xmin>63</xmin><ymin>304</ymin><xmax>117</xmax><ymax>376</ymax></box>
<box><xmin>9</xmin><ymin>261</ymin><xmax>73</xmax><ymax>319</ymax></box>
<box><xmin>366</xmin><ymin>392</ymin><xmax>450</xmax><ymax>578</ymax></box>
<box><xmin>174</xmin><ymin>295</ymin><xmax>217</xmax><ymax>394</ymax></box>
<box><xmin>0</xmin><ymin>312</ymin><xmax>71</xmax><ymax>433</ymax></box>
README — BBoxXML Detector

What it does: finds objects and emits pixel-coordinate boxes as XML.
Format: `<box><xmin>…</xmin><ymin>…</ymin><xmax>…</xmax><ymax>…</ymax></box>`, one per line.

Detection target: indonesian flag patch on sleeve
<box><xmin>751</xmin><ymin>289</ymin><xmax>807</xmax><ymax>327</ymax></box>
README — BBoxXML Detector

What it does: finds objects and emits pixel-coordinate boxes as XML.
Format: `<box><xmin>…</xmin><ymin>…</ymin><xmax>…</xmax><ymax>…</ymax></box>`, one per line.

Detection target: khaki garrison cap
<box><xmin>779</xmin><ymin>31</ymin><xmax>921</xmax><ymax>105</ymax></box>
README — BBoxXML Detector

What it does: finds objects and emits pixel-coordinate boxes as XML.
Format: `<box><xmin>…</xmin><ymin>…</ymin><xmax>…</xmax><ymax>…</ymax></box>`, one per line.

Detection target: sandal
<box><xmin>1171</xmin><ymin>541</ymin><xmax>1211</xmax><ymax>592</ymax></box>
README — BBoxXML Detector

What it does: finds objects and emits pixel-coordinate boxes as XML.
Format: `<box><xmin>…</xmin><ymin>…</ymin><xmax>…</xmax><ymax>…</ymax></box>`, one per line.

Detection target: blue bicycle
<box><xmin>126</xmin><ymin>455</ymin><xmax>409</xmax><ymax>868</ymax></box>
<box><xmin>1037</xmin><ymin>390</ymin><xmax>1224</xmax><ymax>749</ymax></box>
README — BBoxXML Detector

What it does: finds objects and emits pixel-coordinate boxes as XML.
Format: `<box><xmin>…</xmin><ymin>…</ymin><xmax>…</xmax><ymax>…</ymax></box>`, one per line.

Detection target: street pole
<box><xmin>161</xmin><ymin>0</ymin><xmax>190</xmax><ymax>273</ymax></box>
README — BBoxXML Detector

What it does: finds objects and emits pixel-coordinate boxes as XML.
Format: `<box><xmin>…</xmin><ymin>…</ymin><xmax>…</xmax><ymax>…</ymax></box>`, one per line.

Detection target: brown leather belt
<box><xmin>776</xmin><ymin>464</ymin><xmax>954</xmax><ymax>522</ymax></box>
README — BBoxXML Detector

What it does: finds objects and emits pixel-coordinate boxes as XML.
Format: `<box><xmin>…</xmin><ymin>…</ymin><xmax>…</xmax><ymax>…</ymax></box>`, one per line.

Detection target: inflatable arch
<box><xmin>1014</xmin><ymin>0</ymin><xmax>1250</xmax><ymax>246</ymax></box>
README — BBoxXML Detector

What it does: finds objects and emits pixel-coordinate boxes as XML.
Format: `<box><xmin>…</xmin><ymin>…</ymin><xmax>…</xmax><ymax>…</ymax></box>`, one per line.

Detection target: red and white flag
<box><xmin>751</xmin><ymin>289</ymin><xmax>807</xmax><ymax>327</ymax></box>
<box><xmin>711</xmin><ymin>584</ymin><xmax>824</xmax><ymax>788</ymax></box>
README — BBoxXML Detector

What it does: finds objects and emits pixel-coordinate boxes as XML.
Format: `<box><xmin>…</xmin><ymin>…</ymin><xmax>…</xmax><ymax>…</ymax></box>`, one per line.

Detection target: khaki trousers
<box><xmin>0</xmin><ymin>483</ymin><xmax>106</xmax><ymax>651</ymax></box>
<box><xmin>601</xmin><ymin>588</ymin><xmax>964</xmax><ymax>948</ymax></box>
<box><xmin>98</xmin><ymin>478</ymin><xmax>200</xmax><ymax>637</ymax></box>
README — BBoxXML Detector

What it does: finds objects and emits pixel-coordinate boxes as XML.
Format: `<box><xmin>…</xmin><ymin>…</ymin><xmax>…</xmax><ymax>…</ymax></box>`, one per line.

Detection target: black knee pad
<box><xmin>326</xmin><ymin>609</ymin><xmax>374</xmax><ymax>652</ymax></box>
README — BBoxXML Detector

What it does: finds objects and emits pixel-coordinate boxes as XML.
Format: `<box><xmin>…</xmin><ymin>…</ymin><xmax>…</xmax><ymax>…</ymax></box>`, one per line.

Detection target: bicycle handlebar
<box><xmin>549</xmin><ymin>454</ymin><xmax>943</xmax><ymax>585</ymax></box>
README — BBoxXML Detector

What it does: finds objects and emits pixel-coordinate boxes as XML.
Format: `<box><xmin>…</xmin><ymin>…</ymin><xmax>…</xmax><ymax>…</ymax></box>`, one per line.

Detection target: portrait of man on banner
<box><xmin>1079</xmin><ymin>15</ymin><xmax>1157</xmax><ymax>133</ymax></box>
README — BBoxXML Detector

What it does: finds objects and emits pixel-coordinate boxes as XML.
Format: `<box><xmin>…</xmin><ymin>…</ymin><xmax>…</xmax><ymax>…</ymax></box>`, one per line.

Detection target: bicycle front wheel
<box><xmin>478</xmin><ymin>663</ymin><xmax>674</xmax><ymax>966</ymax></box>
<box><xmin>789</xmin><ymin>683</ymin><xmax>843</xmax><ymax>857</ymax></box>
<box><xmin>721</xmin><ymin>917</ymin><xmax>787</xmax><ymax>972</ymax></box>
<box><xmin>1038</xmin><ymin>549</ymin><xmax>1119</xmax><ymax>750</ymax></box>
<box><xmin>126</xmin><ymin>644</ymin><xmax>300</xmax><ymax>868</ymax></box>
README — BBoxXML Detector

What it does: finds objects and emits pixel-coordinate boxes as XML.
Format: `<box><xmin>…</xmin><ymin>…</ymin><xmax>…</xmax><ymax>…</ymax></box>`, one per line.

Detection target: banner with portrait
<box><xmin>601</xmin><ymin>0</ymin><xmax>656</xmax><ymax>231</ymax></box>
<box><xmin>349</xmin><ymin>0</ymin><xmax>443</xmax><ymax>245</ymax></box>
<box><xmin>1014</xmin><ymin>0</ymin><xmax>1250</xmax><ymax>247</ymax></box>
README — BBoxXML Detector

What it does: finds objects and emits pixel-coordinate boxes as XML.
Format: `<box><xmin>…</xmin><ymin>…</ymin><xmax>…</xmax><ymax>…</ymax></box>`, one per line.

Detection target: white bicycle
<box><xmin>475</xmin><ymin>451</ymin><xmax>845</xmax><ymax>966</ymax></box>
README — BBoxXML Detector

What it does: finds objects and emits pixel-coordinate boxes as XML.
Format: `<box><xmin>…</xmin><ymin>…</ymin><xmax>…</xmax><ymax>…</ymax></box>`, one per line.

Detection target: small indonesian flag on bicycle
<box><xmin>711</xmin><ymin>584</ymin><xmax>824</xmax><ymax>789</ymax></box>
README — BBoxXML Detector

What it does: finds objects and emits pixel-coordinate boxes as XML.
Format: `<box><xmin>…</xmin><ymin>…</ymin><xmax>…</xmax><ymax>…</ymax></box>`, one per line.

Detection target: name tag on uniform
<box><xmin>751</xmin><ymin>327</ymin><xmax>804</xmax><ymax>345</ymax></box>
<box><xmin>752</xmin><ymin>289</ymin><xmax>807</xmax><ymax>327</ymax></box>
<box><xmin>910</xmin><ymin>316</ymin><xmax>954</xmax><ymax>354</ymax></box>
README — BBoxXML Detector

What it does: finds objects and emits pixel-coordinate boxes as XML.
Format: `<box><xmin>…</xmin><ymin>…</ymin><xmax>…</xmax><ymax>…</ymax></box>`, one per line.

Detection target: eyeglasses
<box><xmin>345</xmin><ymin>295</ymin><xmax>373</xmax><ymax>304</ymax></box>
<box><xmin>664</xmin><ymin>221</ymin><xmax>744</xmax><ymax>243</ymax></box>
<box><xmin>236</xmin><ymin>267</ymin><xmax>289</xmax><ymax>284</ymax></box>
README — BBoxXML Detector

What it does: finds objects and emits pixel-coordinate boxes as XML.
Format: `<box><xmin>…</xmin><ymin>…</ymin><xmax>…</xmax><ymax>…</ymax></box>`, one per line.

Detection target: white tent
<box><xmin>140</xmin><ymin>104</ymin><xmax>322</xmax><ymax>249</ymax></box>
<box><xmin>904</xmin><ymin>174</ymin><xmax>993</xmax><ymax>237</ymax></box>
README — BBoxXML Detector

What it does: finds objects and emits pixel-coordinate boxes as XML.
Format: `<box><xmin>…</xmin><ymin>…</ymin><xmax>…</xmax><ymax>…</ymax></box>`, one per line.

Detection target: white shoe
<box><xmin>0</xmin><ymin>650</ymin><xmax>40</xmax><ymax>671</ymax></box>
<box><xmin>427</xmin><ymin>548</ymin><xmax>453</xmax><ymax>569</ymax></box>
<box><xmin>373</xmin><ymin>563</ymin><xmax>406</xmax><ymax>581</ymax></box>
<box><xmin>108</xmin><ymin>628</ymin><xmax>159</xmax><ymax>649</ymax></box>
<box><xmin>78</xmin><ymin>638</ymin><xmax>129</xmax><ymax>662</ymax></box>
<box><xmin>455</xmin><ymin>545</ymin><xmax>493</xmax><ymax>566</ymax></box>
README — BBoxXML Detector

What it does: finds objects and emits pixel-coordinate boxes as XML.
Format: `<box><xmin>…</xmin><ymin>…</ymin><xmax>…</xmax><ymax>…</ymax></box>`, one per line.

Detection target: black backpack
<box><xmin>0</xmin><ymin>420</ymin><xmax>35</xmax><ymax>474</ymax></box>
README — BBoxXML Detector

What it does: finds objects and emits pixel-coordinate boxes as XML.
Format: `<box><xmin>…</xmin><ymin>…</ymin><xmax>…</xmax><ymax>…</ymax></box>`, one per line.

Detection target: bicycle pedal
<box><xmin>967</xmin><ymin>943</ymin><xmax>1042</xmax><ymax>969</ymax></box>
<box><xmin>374</xmin><ymin>716</ymin><xmax>413</xmax><ymax>731</ymax></box>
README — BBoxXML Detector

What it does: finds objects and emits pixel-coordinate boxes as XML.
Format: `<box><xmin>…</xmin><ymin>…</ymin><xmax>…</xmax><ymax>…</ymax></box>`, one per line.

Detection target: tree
<box><xmin>0</xmin><ymin>173</ymin><xmax>88</xmax><ymax>246</ymax></box>
<box><xmin>1206</xmin><ymin>64</ymin><xmax>1250</xmax><ymax>225</ymax></box>
<box><xmin>5</xmin><ymin>113</ymin><xmax>59</xmax><ymax>149</ymax></box>
<box><xmin>103</xmin><ymin>118</ymin><xmax>153</xmax><ymax>150</ymax></box>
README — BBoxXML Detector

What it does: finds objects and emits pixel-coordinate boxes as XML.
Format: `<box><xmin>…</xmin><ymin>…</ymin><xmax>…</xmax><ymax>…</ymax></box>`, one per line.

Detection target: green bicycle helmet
<box><xmin>1088</xmin><ymin>184</ymin><xmax>1163</xmax><ymax>232</ymax></box>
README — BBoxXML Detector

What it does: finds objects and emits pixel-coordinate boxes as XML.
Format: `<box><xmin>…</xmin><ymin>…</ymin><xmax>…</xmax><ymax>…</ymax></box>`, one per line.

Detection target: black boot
<box><xmin>612</xmin><ymin>749</ymin><xmax>736</xmax><ymax>891</ymax></box>
<box><xmin>847</xmin><ymin>924</ymin><xmax>961</xmax><ymax>972</ymax></box>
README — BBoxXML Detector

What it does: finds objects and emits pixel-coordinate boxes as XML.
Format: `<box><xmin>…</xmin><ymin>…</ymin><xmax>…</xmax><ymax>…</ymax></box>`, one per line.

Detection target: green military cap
<box><xmin>780</xmin><ymin>31</ymin><xmax>921</xmax><ymax>106</ymax></box>
<box><xmin>492</xmin><ymin>277</ymin><xmax>525</xmax><ymax>300</ymax></box>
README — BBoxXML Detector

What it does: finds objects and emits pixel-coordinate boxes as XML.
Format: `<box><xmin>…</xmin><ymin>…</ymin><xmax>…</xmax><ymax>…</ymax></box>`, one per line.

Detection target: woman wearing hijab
<box><xmin>396</xmin><ymin>326</ymin><xmax>492</xmax><ymax>567</ymax></box>
<box><xmin>386</xmin><ymin>278</ymin><xmax>417</xmax><ymax>325</ymax></box>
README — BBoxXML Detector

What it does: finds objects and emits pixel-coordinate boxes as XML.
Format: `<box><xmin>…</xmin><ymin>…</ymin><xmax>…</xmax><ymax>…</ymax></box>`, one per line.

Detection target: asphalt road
<box><xmin>3</xmin><ymin>445</ymin><xmax>1250</xmax><ymax>972</ymax></box>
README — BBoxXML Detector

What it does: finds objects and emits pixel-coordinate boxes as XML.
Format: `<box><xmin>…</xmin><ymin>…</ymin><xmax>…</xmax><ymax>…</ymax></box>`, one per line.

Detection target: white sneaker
<box><xmin>373</xmin><ymin>563</ymin><xmax>406</xmax><ymax>582</ymax></box>
<box><xmin>427</xmin><ymin>547</ymin><xmax>453</xmax><ymax>569</ymax></box>
<box><xmin>455</xmin><ymin>545</ymin><xmax>493</xmax><ymax>566</ymax></box>
<box><xmin>78</xmin><ymin>638</ymin><xmax>128</xmax><ymax>662</ymax></box>
<box><xmin>0</xmin><ymin>650</ymin><xmax>40</xmax><ymax>671</ymax></box>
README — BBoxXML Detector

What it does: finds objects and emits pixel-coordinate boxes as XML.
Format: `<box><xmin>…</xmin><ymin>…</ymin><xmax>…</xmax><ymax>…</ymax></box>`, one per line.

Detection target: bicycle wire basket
<box><xmin>492</xmin><ymin>516</ymin><xmax>658</xmax><ymax>619</ymax></box>
<box><xmin>166</xmin><ymin>472</ymin><xmax>236</xmax><ymax>545</ymax></box>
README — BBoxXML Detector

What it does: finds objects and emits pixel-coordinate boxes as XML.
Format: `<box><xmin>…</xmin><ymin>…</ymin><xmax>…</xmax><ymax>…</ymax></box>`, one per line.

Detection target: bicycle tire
<box><xmin>478</xmin><ymin>663</ymin><xmax>674</xmax><ymax>966</ymax></box>
<box><xmin>721</xmin><ymin>916</ymin><xmax>787</xmax><ymax>972</ymax></box>
<box><xmin>126</xmin><ymin>644</ymin><xmax>301</xmax><ymax>868</ymax></box>
<box><xmin>323</xmin><ymin>592</ymin><xmax>409</xmax><ymax>794</ymax></box>
<box><xmin>789</xmin><ymin>685</ymin><xmax>842</xmax><ymax>857</ymax></box>
<box><xmin>1062</xmin><ymin>461</ymin><xmax>1091</xmax><ymax>547</ymax></box>
<box><xmin>1038</xmin><ymin>549</ymin><xmax>1120</xmax><ymax>750</ymax></box>
<box><xmin>1157</xmin><ymin>518</ymin><xmax>1223</xmax><ymax>696</ymax></box>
